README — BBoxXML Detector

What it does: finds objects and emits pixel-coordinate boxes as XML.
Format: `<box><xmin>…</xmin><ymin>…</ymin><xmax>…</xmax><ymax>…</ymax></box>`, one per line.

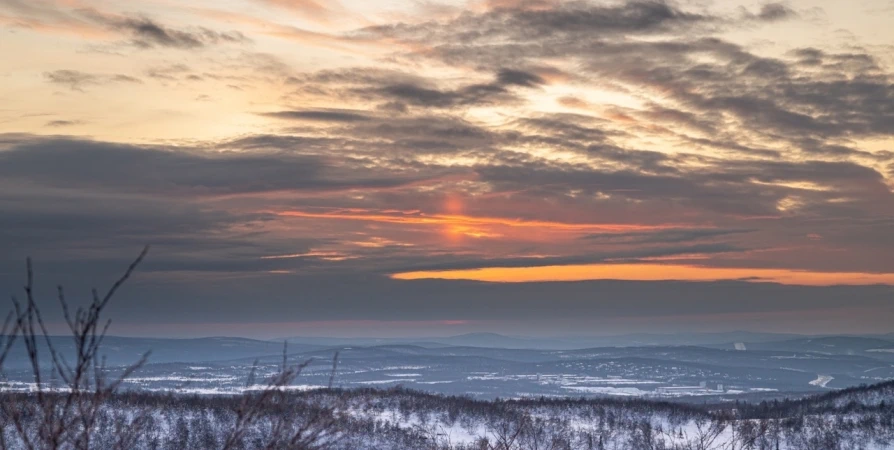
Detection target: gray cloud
<box><xmin>350</xmin><ymin>0</ymin><xmax>889</xmax><ymax>158</ymax></box>
<box><xmin>83</xmin><ymin>12</ymin><xmax>252</xmax><ymax>49</ymax></box>
<box><xmin>223</xmin><ymin>46</ymin><xmax>894</xmax><ymax>235</ymax></box>
<box><xmin>44</xmin><ymin>120</ymin><xmax>84</xmax><ymax>127</ymax></box>
<box><xmin>144</xmin><ymin>64</ymin><xmax>192</xmax><ymax>81</ymax></box>
<box><xmin>360</xmin><ymin>0</ymin><xmax>714</xmax><ymax>44</ymax></box>
<box><xmin>261</xmin><ymin>109</ymin><xmax>371</xmax><ymax>122</ymax></box>
<box><xmin>473</xmin><ymin>151</ymin><xmax>893</xmax><ymax>222</ymax></box>
<box><xmin>756</xmin><ymin>3</ymin><xmax>797</xmax><ymax>21</ymax></box>
<box><xmin>288</xmin><ymin>67</ymin><xmax>547</xmax><ymax>111</ymax></box>
<box><xmin>0</xmin><ymin>2</ymin><xmax>251</xmax><ymax>50</ymax></box>
<box><xmin>0</xmin><ymin>134</ymin><xmax>378</xmax><ymax>294</ymax></box>
<box><xmin>496</xmin><ymin>69</ymin><xmax>546</xmax><ymax>87</ymax></box>
<box><xmin>44</xmin><ymin>70</ymin><xmax>97</xmax><ymax>90</ymax></box>
<box><xmin>44</xmin><ymin>70</ymin><xmax>142</xmax><ymax>91</ymax></box>
<box><xmin>581</xmin><ymin>228</ymin><xmax>756</xmax><ymax>244</ymax></box>
<box><xmin>366</xmin><ymin>80</ymin><xmax>516</xmax><ymax>109</ymax></box>
<box><xmin>0</xmin><ymin>136</ymin><xmax>423</xmax><ymax>195</ymax></box>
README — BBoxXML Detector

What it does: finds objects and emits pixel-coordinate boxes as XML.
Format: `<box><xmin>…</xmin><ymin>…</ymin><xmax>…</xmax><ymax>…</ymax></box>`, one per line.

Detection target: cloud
<box><xmin>360</xmin><ymin>0</ymin><xmax>715</xmax><ymax>45</ymax></box>
<box><xmin>581</xmin><ymin>228</ymin><xmax>756</xmax><ymax>244</ymax></box>
<box><xmin>381</xmin><ymin>242</ymin><xmax>745</xmax><ymax>272</ymax></box>
<box><xmin>44</xmin><ymin>119</ymin><xmax>84</xmax><ymax>127</ymax></box>
<box><xmin>496</xmin><ymin>69</ymin><xmax>546</xmax><ymax>87</ymax></box>
<box><xmin>256</xmin><ymin>57</ymin><xmax>894</xmax><ymax>234</ymax></box>
<box><xmin>287</xmin><ymin>68</ymin><xmax>543</xmax><ymax>111</ymax></box>
<box><xmin>44</xmin><ymin>70</ymin><xmax>142</xmax><ymax>91</ymax></box>
<box><xmin>474</xmin><ymin>156</ymin><xmax>892</xmax><ymax>218</ymax></box>
<box><xmin>0</xmin><ymin>128</ymin><xmax>892</xmax><ymax>331</ymax></box>
<box><xmin>371</xmin><ymin>14</ymin><xmax>892</xmax><ymax>148</ymax></box>
<box><xmin>261</xmin><ymin>109</ymin><xmax>371</xmax><ymax>122</ymax></box>
<box><xmin>0</xmin><ymin>2</ymin><xmax>251</xmax><ymax>49</ymax></box>
<box><xmin>0</xmin><ymin>135</ymin><xmax>422</xmax><ymax>195</ymax></box>
<box><xmin>43</xmin><ymin>70</ymin><xmax>99</xmax><ymax>90</ymax></box>
<box><xmin>95</xmin><ymin>14</ymin><xmax>252</xmax><ymax>49</ymax></box>
<box><xmin>368</xmin><ymin>81</ymin><xmax>514</xmax><ymax>109</ymax></box>
<box><xmin>144</xmin><ymin>64</ymin><xmax>192</xmax><ymax>81</ymax></box>
<box><xmin>344</xmin><ymin>0</ymin><xmax>888</xmax><ymax>159</ymax></box>
<box><xmin>0</xmin><ymin>133</ymin><xmax>427</xmax><ymax>289</ymax></box>
<box><xmin>754</xmin><ymin>3</ymin><xmax>797</xmax><ymax>21</ymax></box>
<box><xmin>479</xmin><ymin>0</ymin><xmax>563</xmax><ymax>11</ymax></box>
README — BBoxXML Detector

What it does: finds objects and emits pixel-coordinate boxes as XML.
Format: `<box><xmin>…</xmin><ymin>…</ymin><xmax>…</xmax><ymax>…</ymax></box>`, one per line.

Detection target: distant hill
<box><xmin>279</xmin><ymin>332</ymin><xmax>575</xmax><ymax>349</ymax></box>
<box><xmin>738</xmin><ymin>336</ymin><xmax>894</xmax><ymax>356</ymax></box>
<box><xmin>281</xmin><ymin>331</ymin><xmax>827</xmax><ymax>350</ymax></box>
<box><xmin>0</xmin><ymin>335</ymin><xmax>323</xmax><ymax>369</ymax></box>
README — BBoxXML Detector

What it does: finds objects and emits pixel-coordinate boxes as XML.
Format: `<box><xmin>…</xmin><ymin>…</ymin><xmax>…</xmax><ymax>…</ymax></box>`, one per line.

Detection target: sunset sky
<box><xmin>1</xmin><ymin>0</ymin><xmax>893</xmax><ymax>337</ymax></box>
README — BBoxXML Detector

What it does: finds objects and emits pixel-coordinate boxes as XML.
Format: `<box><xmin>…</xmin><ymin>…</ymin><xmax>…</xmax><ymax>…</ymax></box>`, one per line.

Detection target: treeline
<box><xmin>733</xmin><ymin>380</ymin><xmax>894</xmax><ymax>418</ymax></box>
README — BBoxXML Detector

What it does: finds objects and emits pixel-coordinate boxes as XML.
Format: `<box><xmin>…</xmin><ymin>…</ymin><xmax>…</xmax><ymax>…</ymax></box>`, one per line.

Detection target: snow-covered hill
<box><xmin>3</xmin><ymin>380</ymin><xmax>894</xmax><ymax>449</ymax></box>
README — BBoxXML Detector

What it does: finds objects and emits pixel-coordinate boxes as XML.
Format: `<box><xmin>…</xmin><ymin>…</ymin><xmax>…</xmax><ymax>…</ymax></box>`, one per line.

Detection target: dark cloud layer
<box><xmin>27</xmin><ymin>273</ymin><xmax>893</xmax><ymax>329</ymax></box>
<box><xmin>0</xmin><ymin>136</ymin><xmax>423</xmax><ymax>195</ymax></box>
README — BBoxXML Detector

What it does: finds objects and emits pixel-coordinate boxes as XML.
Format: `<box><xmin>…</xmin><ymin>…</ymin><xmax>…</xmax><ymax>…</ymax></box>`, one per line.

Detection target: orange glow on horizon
<box><xmin>391</xmin><ymin>263</ymin><xmax>894</xmax><ymax>286</ymax></box>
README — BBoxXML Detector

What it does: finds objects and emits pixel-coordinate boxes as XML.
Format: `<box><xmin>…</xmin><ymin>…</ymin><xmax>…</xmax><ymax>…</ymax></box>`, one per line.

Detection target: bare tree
<box><xmin>0</xmin><ymin>247</ymin><xmax>151</xmax><ymax>450</ymax></box>
<box><xmin>686</xmin><ymin>416</ymin><xmax>728</xmax><ymax>450</ymax></box>
<box><xmin>0</xmin><ymin>248</ymin><xmax>341</xmax><ymax>450</ymax></box>
<box><xmin>485</xmin><ymin>414</ymin><xmax>532</xmax><ymax>450</ymax></box>
<box><xmin>220</xmin><ymin>343</ymin><xmax>344</xmax><ymax>450</ymax></box>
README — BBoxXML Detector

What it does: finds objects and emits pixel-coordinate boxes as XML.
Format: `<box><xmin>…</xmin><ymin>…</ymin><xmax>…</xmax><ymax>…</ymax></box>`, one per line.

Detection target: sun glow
<box><xmin>276</xmin><ymin>209</ymin><xmax>686</xmax><ymax>233</ymax></box>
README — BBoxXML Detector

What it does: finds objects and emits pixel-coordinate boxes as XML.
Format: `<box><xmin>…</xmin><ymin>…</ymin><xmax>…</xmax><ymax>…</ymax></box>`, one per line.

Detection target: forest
<box><xmin>2</xmin><ymin>382</ymin><xmax>894</xmax><ymax>449</ymax></box>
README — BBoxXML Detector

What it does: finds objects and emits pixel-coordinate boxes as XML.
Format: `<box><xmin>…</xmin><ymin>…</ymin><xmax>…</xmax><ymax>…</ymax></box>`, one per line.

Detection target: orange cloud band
<box><xmin>391</xmin><ymin>263</ymin><xmax>894</xmax><ymax>286</ymax></box>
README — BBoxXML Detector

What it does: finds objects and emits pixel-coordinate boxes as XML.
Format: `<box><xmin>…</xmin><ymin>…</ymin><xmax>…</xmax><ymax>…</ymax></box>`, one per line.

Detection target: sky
<box><xmin>1</xmin><ymin>0</ymin><xmax>893</xmax><ymax>338</ymax></box>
